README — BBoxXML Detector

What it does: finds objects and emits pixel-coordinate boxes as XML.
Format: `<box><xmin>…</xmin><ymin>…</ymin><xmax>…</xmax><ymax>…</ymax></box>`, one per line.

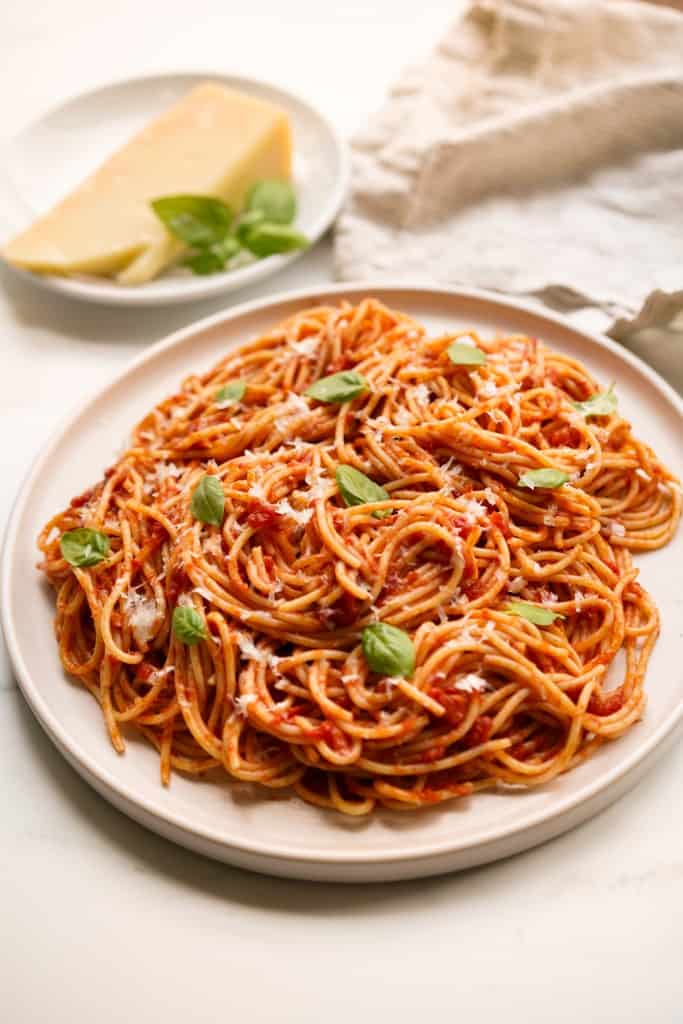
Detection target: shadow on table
<box><xmin>0</xmin><ymin>237</ymin><xmax>333</xmax><ymax>349</ymax></box>
<box><xmin>12</xmin><ymin>681</ymin><xmax>617</xmax><ymax>915</ymax></box>
<box><xmin>0</xmin><ymin>262</ymin><xmax>226</xmax><ymax>347</ymax></box>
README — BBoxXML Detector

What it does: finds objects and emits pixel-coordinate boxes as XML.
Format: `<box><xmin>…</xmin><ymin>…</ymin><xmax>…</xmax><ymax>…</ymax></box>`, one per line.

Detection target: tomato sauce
<box><xmin>319</xmin><ymin>591</ymin><xmax>360</xmax><ymax>630</ymax></box>
<box><xmin>488</xmin><ymin>511</ymin><xmax>511</xmax><ymax>538</ymax></box>
<box><xmin>247</xmin><ymin>501</ymin><xmax>283</xmax><ymax>530</ymax></box>
<box><xmin>464</xmin><ymin>716</ymin><xmax>493</xmax><ymax>748</ymax></box>
<box><xmin>428</xmin><ymin>687</ymin><xmax>468</xmax><ymax>727</ymax></box>
<box><xmin>588</xmin><ymin>689</ymin><xmax>624</xmax><ymax>716</ymax></box>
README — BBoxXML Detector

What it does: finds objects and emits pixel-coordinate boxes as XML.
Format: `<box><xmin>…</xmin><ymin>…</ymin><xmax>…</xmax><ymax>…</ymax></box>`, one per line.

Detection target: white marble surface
<box><xmin>2</xmin><ymin>2</ymin><xmax>683</xmax><ymax>1020</ymax></box>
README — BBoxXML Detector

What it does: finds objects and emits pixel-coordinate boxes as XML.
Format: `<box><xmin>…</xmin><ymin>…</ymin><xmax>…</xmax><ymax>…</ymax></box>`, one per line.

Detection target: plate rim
<box><xmin>1</xmin><ymin>69</ymin><xmax>350</xmax><ymax>307</ymax></box>
<box><xmin>3</xmin><ymin>281</ymin><xmax>683</xmax><ymax>867</ymax></box>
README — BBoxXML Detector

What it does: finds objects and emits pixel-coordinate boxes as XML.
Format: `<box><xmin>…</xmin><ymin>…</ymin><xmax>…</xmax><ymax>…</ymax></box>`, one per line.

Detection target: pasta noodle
<box><xmin>37</xmin><ymin>299</ymin><xmax>681</xmax><ymax>814</ymax></box>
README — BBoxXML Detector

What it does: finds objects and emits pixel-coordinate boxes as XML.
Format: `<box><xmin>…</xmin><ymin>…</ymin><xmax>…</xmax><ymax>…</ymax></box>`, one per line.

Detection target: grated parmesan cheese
<box><xmin>610</xmin><ymin>520</ymin><xmax>626</xmax><ymax>538</ymax></box>
<box><xmin>479</xmin><ymin>380</ymin><xmax>498</xmax><ymax>399</ymax></box>
<box><xmin>247</xmin><ymin>479</ymin><xmax>267</xmax><ymax>500</ymax></box>
<box><xmin>274</xmin><ymin>498</ymin><xmax>313</xmax><ymax>526</ymax></box>
<box><xmin>305</xmin><ymin>466</ymin><xmax>330</xmax><ymax>501</ymax></box>
<box><xmin>153</xmin><ymin>665</ymin><xmax>175</xmax><ymax>680</ymax></box>
<box><xmin>455</xmin><ymin>673</ymin><xmax>490</xmax><ymax>693</ymax></box>
<box><xmin>123</xmin><ymin>591</ymin><xmax>160</xmax><ymax>646</ymax></box>
<box><xmin>287</xmin><ymin>393</ymin><xmax>310</xmax><ymax>414</ymax></box>
<box><xmin>235</xmin><ymin>633</ymin><xmax>281</xmax><ymax>670</ymax></box>
<box><xmin>233</xmin><ymin>693</ymin><xmax>258</xmax><ymax>717</ymax></box>
<box><xmin>290</xmin><ymin>337</ymin><xmax>319</xmax><ymax>357</ymax></box>
<box><xmin>441</xmin><ymin>457</ymin><xmax>464</xmax><ymax>481</ymax></box>
<box><xmin>203</xmin><ymin>534</ymin><xmax>223</xmax><ymax>558</ymax></box>
<box><xmin>155</xmin><ymin>461</ymin><xmax>182</xmax><ymax>485</ymax></box>
<box><xmin>412</xmin><ymin>383</ymin><xmax>431</xmax><ymax>405</ymax></box>
<box><xmin>274</xmin><ymin>393</ymin><xmax>310</xmax><ymax>435</ymax></box>
<box><xmin>286</xmin><ymin>438</ymin><xmax>312</xmax><ymax>452</ymax></box>
<box><xmin>463</xmin><ymin>499</ymin><xmax>488</xmax><ymax>523</ymax></box>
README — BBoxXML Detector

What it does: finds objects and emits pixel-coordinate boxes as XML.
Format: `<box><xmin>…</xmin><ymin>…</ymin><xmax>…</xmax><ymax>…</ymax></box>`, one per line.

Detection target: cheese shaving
<box><xmin>455</xmin><ymin>673</ymin><xmax>490</xmax><ymax>693</ymax></box>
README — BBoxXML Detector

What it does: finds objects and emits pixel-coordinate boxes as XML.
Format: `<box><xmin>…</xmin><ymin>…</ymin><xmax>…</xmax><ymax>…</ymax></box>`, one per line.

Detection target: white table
<box><xmin>2</xmin><ymin>3</ymin><xmax>682</xmax><ymax>1020</ymax></box>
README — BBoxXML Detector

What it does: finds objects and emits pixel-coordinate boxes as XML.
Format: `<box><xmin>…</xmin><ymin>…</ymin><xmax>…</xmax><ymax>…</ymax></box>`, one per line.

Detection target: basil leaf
<box><xmin>362</xmin><ymin>623</ymin><xmax>415</xmax><ymax>678</ymax></box>
<box><xmin>190</xmin><ymin>475</ymin><xmax>225</xmax><ymax>526</ymax></box>
<box><xmin>214</xmin><ymin>381</ymin><xmax>246</xmax><ymax>407</ymax></box>
<box><xmin>60</xmin><ymin>528</ymin><xmax>110</xmax><ymax>568</ymax></box>
<box><xmin>305</xmin><ymin>371</ymin><xmax>369</xmax><ymax>404</ymax></box>
<box><xmin>447</xmin><ymin>341</ymin><xmax>487</xmax><ymax>366</ymax></box>
<box><xmin>518</xmin><ymin>468</ymin><xmax>570</xmax><ymax>490</ymax></box>
<box><xmin>573</xmin><ymin>384</ymin><xmax>617</xmax><ymax>418</ymax></box>
<box><xmin>246</xmin><ymin>179</ymin><xmax>297</xmax><ymax>224</ymax></box>
<box><xmin>172</xmin><ymin>606</ymin><xmax>207</xmax><ymax>645</ymax></box>
<box><xmin>235</xmin><ymin>209</ymin><xmax>266</xmax><ymax>244</ymax></box>
<box><xmin>151</xmin><ymin>195</ymin><xmax>233</xmax><ymax>247</ymax></box>
<box><xmin>242</xmin><ymin>222</ymin><xmax>309</xmax><ymax>258</ymax></box>
<box><xmin>185</xmin><ymin>250</ymin><xmax>224</xmax><ymax>275</ymax></box>
<box><xmin>336</xmin><ymin>466</ymin><xmax>391</xmax><ymax>519</ymax></box>
<box><xmin>504</xmin><ymin>600</ymin><xmax>565</xmax><ymax>626</ymax></box>
<box><xmin>184</xmin><ymin>237</ymin><xmax>241</xmax><ymax>275</ymax></box>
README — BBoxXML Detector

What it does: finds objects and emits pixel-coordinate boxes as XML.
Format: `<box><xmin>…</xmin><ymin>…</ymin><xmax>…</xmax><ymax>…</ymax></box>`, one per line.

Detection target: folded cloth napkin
<box><xmin>334</xmin><ymin>0</ymin><xmax>683</xmax><ymax>390</ymax></box>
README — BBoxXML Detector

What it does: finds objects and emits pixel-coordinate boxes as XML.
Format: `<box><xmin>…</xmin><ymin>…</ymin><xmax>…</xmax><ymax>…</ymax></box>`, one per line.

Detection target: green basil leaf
<box><xmin>151</xmin><ymin>195</ymin><xmax>233</xmax><ymax>246</ymax></box>
<box><xmin>172</xmin><ymin>606</ymin><xmax>207</xmax><ymax>645</ymax></box>
<box><xmin>305</xmin><ymin>371</ymin><xmax>369</xmax><ymax>404</ymax></box>
<box><xmin>60</xmin><ymin>528</ymin><xmax>110</xmax><ymax>568</ymax></box>
<box><xmin>573</xmin><ymin>384</ymin><xmax>617</xmax><ymax>418</ymax></box>
<box><xmin>235</xmin><ymin>209</ymin><xmax>266</xmax><ymax>244</ymax></box>
<box><xmin>447</xmin><ymin>341</ymin><xmax>487</xmax><ymax>366</ymax></box>
<box><xmin>246</xmin><ymin>179</ymin><xmax>297</xmax><ymax>224</ymax></box>
<box><xmin>336</xmin><ymin>466</ymin><xmax>391</xmax><ymax>519</ymax></box>
<box><xmin>518</xmin><ymin>468</ymin><xmax>570</xmax><ymax>490</ymax></box>
<box><xmin>362</xmin><ymin>622</ymin><xmax>415</xmax><ymax>678</ymax></box>
<box><xmin>185</xmin><ymin>250</ymin><xmax>223</xmax><ymax>275</ymax></box>
<box><xmin>504</xmin><ymin>600</ymin><xmax>565</xmax><ymax>626</ymax></box>
<box><xmin>242</xmin><ymin>222</ymin><xmax>309</xmax><ymax>258</ymax></box>
<box><xmin>214</xmin><ymin>380</ymin><xmax>246</xmax><ymax>407</ymax></box>
<box><xmin>184</xmin><ymin>237</ymin><xmax>241</xmax><ymax>275</ymax></box>
<box><xmin>190</xmin><ymin>475</ymin><xmax>225</xmax><ymax>526</ymax></box>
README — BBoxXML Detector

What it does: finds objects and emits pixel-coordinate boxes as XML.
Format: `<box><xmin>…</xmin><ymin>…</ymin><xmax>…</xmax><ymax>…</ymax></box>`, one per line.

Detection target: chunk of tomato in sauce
<box><xmin>464</xmin><ymin>716</ymin><xmax>493</xmax><ymax>748</ymax></box>
<box><xmin>247</xmin><ymin>501</ymin><xmax>283</xmax><ymax>530</ymax></box>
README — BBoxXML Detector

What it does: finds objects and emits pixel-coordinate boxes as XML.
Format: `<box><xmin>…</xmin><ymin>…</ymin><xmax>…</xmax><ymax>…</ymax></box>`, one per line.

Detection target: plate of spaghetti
<box><xmin>3</xmin><ymin>285</ymin><xmax>683</xmax><ymax>881</ymax></box>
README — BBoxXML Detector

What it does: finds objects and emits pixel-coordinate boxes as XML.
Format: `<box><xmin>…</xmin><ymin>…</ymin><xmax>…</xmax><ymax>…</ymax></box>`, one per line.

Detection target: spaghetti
<box><xmin>38</xmin><ymin>300</ymin><xmax>681</xmax><ymax>815</ymax></box>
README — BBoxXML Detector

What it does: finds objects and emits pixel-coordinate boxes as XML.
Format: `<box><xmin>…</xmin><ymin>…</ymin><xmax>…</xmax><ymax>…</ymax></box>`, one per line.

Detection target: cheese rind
<box><xmin>3</xmin><ymin>83</ymin><xmax>293</xmax><ymax>285</ymax></box>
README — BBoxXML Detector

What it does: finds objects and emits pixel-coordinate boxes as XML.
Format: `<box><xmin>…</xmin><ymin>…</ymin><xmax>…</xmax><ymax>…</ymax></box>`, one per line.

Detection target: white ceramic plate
<box><xmin>0</xmin><ymin>72</ymin><xmax>348</xmax><ymax>306</ymax></box>
<box><xmin>3</xmin><ymin>284</ymin><xmax>683</xmax><ymax>882</ymax></box>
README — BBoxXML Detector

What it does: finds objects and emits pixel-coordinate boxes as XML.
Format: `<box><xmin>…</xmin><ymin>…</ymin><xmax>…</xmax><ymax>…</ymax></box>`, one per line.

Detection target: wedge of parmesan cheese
<box><xmin>3</xmin><ymin>82</ymin><xmax>292</xmax><ymax>284</ymax></box>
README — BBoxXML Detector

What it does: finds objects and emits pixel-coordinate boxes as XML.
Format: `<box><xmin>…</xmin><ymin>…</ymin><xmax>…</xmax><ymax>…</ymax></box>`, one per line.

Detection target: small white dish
<box><xmin>3</xmin><ymin>284</ymin><xmax>683</xmax><ymax>882</ymax></box>
<box><xmin>0</xmin><ymin>72</ymin><xmax>348</xmax><ymax>306</ymax></box>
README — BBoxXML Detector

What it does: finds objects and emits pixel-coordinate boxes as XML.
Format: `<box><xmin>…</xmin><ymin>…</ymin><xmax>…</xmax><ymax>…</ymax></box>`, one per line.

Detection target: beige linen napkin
<box><xmin>334</xmin><ymin>0</ymin><xmax>683</xmax><ymax>390</ymax></box>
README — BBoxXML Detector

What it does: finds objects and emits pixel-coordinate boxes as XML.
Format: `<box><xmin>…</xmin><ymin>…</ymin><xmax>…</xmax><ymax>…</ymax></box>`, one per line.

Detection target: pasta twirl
<box><xmin>37</xmin><ymin>300</ymin><xmax>681</xmax><ymax>815</ymax></box>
